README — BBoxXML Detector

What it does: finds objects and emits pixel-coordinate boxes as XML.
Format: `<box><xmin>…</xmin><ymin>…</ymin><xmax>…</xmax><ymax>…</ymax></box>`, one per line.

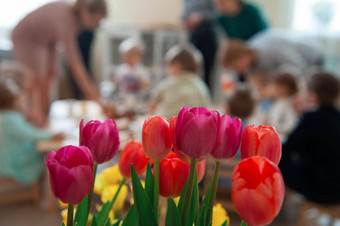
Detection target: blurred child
<box><xmin>0</xmin><ymin>78</ymin><xmax>63</xmax><ymax>184</ymax></box>
<box><xmin>266</xmin><ymin>73</ymin><xmax>298</xmax><ymax>141</ymax></box>
<box><xmin>226</xmin><ymin>84</ymin><xmax>255</xmax><ymax>126</ymax></box>
<box><xmin>150</xmin><ymin>45</ymin><xmax>211</xmax><ymax>119</ymax></box>
<box><xmin>114</xmin><ymin>38</ymin><xmax>151</xmax><ymax>101</ymax></box>
<box><xmin>280</xmin><ymin>72</ymin><xmax>340</xmax><ymax>204</ymax></box>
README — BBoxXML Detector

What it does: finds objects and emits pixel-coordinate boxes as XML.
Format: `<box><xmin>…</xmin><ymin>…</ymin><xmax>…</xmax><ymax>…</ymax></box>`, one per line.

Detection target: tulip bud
<box><xmin>170</xmin><ymin>116</ymin><xmax>190</xmax><ymax>163</ymax></box>
<box><xmin>142</xmin><ymin>116</ymin><xmax>172</xmax><ymax>161</ymax></box>
<box><xmin>175</xmin><ymin>106</ymin><xmax>219</xmax><ymax>159</ymax></box>
<box><xmin>232</xmin><ymin>156</ymin><xmax>285</xmax><ymax>225</ymax></box>
<box><xmin>80</xmin><ymin>119</ymin><xmax>120</xmax><ymax>164</ymax></box>
<box><xmin>159</xmin><ymin>152</ymin><xmax>206</xmax><ymax>198</ymax></box>
<box><xmin>118</xmin><ymin>140</ymin><xmax>150</xmax><ymax>178</ymax></box>
<box><xmin>241</xmin><ymin>125</ymin><xmax>281</xmax><ymax>165</ymax></box>
<box><xmin>211</xmin><ymin>115</ymin><xmax>243</xmax><ymax>161</ymax></box>
<box><xmin>45</xmin><ymin>145</ymin><xmax>94</xmax><ymax>204</ymax></box>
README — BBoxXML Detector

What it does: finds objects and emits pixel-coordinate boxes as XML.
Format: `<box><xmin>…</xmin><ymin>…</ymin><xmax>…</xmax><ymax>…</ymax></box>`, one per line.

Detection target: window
<box><xmin>293</xmin><ymin>0</ymin><xmax>340</xmax><ymax>34</ymax></box>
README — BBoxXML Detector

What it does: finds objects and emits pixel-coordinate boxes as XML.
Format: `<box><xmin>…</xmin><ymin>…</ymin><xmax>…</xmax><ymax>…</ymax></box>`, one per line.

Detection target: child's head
<box><xmin>306</xmin><ymin>72</ymin><xmax>340</xmax><ymax>107</ymax></box>
<box><xmin>219</xmin><ymin>40</ymin><xmax>255</xmax><ymax>74</ymax></box>
<box><xmin>227</xmin><ymin>84</ymin><xmax>255</xmax><ymax>118</ymax></box>
<box><xmin>119</xmin><ymin>38</ymin><xmax>145</xmax><ymax>67</ymax></box>
<box><xmin>0</xmin><ymin>78</ymin><xmax>23</xmax><ymax>110</ymax></box>
<box><xmin>75</xmin><ymin>0</ymin><xmax>107</xmax><ymax>29</ymax></box>
<box><xmin>164</xmin><ymin>45</ymin><xmax>200</xmax><ymax>76</ymax></box>
<box><xmin>214</xmin><ymin>0</ymin><xmax>242</xmax><ymax>15</ymax></box>
<box><xmin>268</xmin><ymin>73</ymin><xmax>298</xmax><ymax>100</ymax></box>
<box><xmin>247</xmin><ymin>70</ymin><xmax>271</xmax><ymax>99</ymax></box>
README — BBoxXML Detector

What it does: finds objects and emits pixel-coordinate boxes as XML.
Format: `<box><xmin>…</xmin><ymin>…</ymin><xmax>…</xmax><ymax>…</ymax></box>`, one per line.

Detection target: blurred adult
<box><xmin>214</xmin><ymin>0</ymin><xmax>268</xmax><ymax>40</ymax></box>
<box><xmin>182</xmin><ymin>0</ymin><xmax>218</xmax><ymax>90</ymax></box>
<box><xmin>11</xmin><ymin>0</ymin><xmax>106</xmax><ymax>126</ymax></box>
<box><xmin>219</xmin><ymin>30</ymin><xmax>323</xmax><ymax>77</ymax></box>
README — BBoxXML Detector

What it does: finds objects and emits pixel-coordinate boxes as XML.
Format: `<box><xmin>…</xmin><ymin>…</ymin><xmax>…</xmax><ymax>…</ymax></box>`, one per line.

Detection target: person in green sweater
<box><xmin>214</xmin><ymin>0</ymin><xmax>268</xmax><ymax>40</ymax></box>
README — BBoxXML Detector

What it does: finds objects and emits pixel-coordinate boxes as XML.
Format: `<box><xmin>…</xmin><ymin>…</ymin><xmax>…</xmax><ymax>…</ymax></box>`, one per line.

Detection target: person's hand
<box><xmin>184</xmin><ymin>13</ymin><xmax>203</xmax><ymax>30</ymax></box>
<box><xmin>51</xmin><ymin>133</ymin><xmax>65</xmax><ymax>141</ymax></box>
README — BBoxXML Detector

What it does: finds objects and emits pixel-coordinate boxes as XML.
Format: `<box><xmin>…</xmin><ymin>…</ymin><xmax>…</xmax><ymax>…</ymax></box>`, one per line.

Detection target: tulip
<box><xmin>170</xmin><ymin>116</ymin><xmax>190</xmax><ymax>162</ymax></box>
<box><xmin>45</xmin><ymin>145</ymin><xmax>94</xmax><ymax>204</ymax></box>
<box><xmin>211</xmin><ymin>115</ymin><xmax>243</xmax><ymax>161</ymax></box>
<box><xmin>118</xmin><ymin>140</ymin><xmax>150</xmax><ymax>178</ymax></box>
<box><xmin>175</xmin><ymin>106</ymin><xmax>219</xmax><ymax>159</ymax></box>
<box><xmin>142</xmin><ymin>116</ymin><xmax>172</xmax><ymax>161</ymax></box>
<box><xmin>232</xmin><ymin>156</ymin><xmax>285</xmax><ymax>226</ymax></box>
<box><xmin>159</xmin><ymin>152</ymin><xmax>206</xmax><ymax>198</ymax></box>
<box><xmin>241</xmin><ymin>125</ymin><xmax>281</xmax><ymax>165</ymax></box>
<box><xmin>80</xmin><ymin>119</ymin><xmax>120</xmax><ymax>164</ymax></box>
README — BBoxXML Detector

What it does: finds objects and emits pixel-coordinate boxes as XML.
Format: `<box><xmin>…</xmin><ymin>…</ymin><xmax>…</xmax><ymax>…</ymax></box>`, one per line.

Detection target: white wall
<box><xmin>107</xmin><ymin>0</ymin><xmax>183</xmax><ymax>27</ymax></box>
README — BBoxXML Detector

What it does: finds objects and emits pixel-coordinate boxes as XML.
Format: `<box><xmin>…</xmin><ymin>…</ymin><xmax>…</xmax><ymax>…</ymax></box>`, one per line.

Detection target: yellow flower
<box><xmin>94</xmin><ymin>173</ymin><xmax>106</xmax><ymax>195</ymax></box>
<box><xmin>102</xmin><ymin>166</ymin><xmax>123</xmax><ymax>185</ymax></box>
<box><xmin>212</xmin><ymin>203</ymin><xmax>230</xmax><ymax>226</ymax></box>
<box><xmin>59</xmin><ymin>201</ymin><xmax>68</xmax><ymax>209</ymax></box>
<box><xmin>101</xmin><ymin>184</ymin><xmax>128</xmax><ymax>217</ymax></box>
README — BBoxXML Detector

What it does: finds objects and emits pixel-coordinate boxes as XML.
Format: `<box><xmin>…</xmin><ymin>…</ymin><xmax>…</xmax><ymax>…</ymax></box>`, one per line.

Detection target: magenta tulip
<box><xmin>45</xmin><ymin>145</ymin><xmax>94</xmax><ymax>204</ymax></box>
<box><xmin>142</xmin><ymin>116</ymin><xmax>172</xmax><ymax>161</ymax></box>
<box><xmin>241</xmin><ymin>125</ymin><xmax>281</xmax><ymax>165</ymax></box>
<box><xmin>80</xmin><ymin>119</ymin><xmax>120</xmax><ymax>164</ymax></box>
<box><xmin>211</xmin><ymin>115</ymin><xmax>243</xmax><ymax>161</ymax></box>
<box><xmin>175</xmin><ymin>106</ymin><xmax>219</xmax><ymax>159</ymax></box>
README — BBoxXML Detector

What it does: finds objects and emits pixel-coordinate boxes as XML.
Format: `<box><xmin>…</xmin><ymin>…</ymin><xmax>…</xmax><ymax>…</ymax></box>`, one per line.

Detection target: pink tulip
<box><xmin>80</xmin><ymin>119</ymin><xmax>120</xmax><ymax>164</ymax></box>
<box><xmin>142</xmin><ymin>116</ymin><xmax>172</xmax><ymax>161</ymax></box>
<box><xmin>175</xmin><ymin>106</ymin><xmax>219</xmax><ymax>159</ymax></box>
<box><xmin>232</xmin><ymin>156</ymin><xmax>285</xmax><ymax>225</ymax></box>
<box><xmin>45</xmin><ymin>145</ymin><xmax>94</xmax><ymax>204</ymax></box>
<box><xmin>170</xmin><ymin>116</ymin><xmax>191</xmax><ymax>163</ymax></box>
<box><xmin>211</xmin><ymin>115</ymin><xmax>243</xmax><ymax>161</ymax></box>
<box><xmin>241</xmin><ymin>125</ymin><xmax>281</xmax><ymax>165</ymax></box>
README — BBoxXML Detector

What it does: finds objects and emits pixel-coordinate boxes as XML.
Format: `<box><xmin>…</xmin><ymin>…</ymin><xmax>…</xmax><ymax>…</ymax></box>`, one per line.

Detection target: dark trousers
<box><xmin>189</xmin><ymin>20</ymin><xmax>217</xmax><ymax>91</ymax></box>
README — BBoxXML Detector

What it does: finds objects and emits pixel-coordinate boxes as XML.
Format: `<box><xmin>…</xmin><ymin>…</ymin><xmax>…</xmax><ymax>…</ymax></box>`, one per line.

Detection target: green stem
<box><xmin>181</xmin><ymin>158</ymin><xmax>197</xmax><ymax>225</ymax></box>
<box><xmin>241</xmin><ymin>220</ymin><xmax>248</xmax><ymax>226</ymax></box>
<box><xmin>87</xmin><ymin>163</ymin><xmax>98</xmax><ymax>216</ymax></box>
<box><xmin>67</xmin><ymin>204</ymin><xmax>74</xmax><ymax>226</ymax></box>
<box><xmin>205</xmin><ymin>161</ymin><xmax>221</xmax><ymax>226</ymax></box>
<box><xmin>153</xmin><ymin>161</ymin><xmax>160</xmax><ymax>221</ymax></box>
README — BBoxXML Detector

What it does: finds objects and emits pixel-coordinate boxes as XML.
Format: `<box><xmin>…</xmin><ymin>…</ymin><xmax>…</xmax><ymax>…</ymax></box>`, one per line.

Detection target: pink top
<box><xmin>12</xmin><ymin>1</ymin><xmax>82</xmax><ymax>66</ymax></box>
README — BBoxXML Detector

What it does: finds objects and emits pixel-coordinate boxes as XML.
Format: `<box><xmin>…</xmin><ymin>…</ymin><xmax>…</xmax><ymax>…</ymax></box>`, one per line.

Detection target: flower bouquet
<box><xmin>45</xmin><ymin>106</ymin><xmax>285</xmax><ymax>226</ymax></box>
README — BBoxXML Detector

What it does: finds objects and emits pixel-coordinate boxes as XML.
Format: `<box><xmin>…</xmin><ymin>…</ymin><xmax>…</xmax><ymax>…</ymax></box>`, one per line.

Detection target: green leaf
<box><xmin>62</xmin><ymin>223</ymin><xmax>66</xmax><ymax>226</ymax></box>
<box><xmin>145</xmin><ymin>162</ymin><xmax>154</xmax><ymax>206</ymax></box>
<box><xmin>91</xmin><ymin>215</ymin><xmax>98</xmax><ymax>226</ymax></box>
<box><xmin>241</xmin><ymin>220</ymin><xmax>248</xmax><ymax>226</ymax></box>
<box><xmin>74</xmin><ymin>196</ymin><xmax>88</xmax><ymax>226</ymax></box>
<box><xmin>177</xmin><ymin>177</ymin><xmax>188</xmax><ymax>214</ymax></box>
<box><xmin>131</xmin><ymin>164</ymin><xmax>157</xmax><ymax>226</ymax></box>
<box><xmin>199</xmin><ymin>181</ymin><xmax>212</xmax><ymax>226</ymax></box>
<box><xmin>185</xmin><ymin>173</ymin><xmax>199</xmax><ymax>226</ymax></box>
<box><xmin>122</xmin><ymin>205</ymin><xmax>137</xmax><ymax>226</ymax></box>
<box><xmin>74</xmin><ymin>223</ymin><xmax>79</xmax><ymax>226</ymax></box>
<box><xmin>95</xmin><ymin>201</ymin><xmax>111</xmax><ymax>226</ymax></box>
<box><xmin>112</xmin><ymin>219</ymin><xmax>121</xmax><ymax>226</ymax></box>
<box><xmin>104</xmin><ymin>218</ymin><xmax>111</xmax><ymax>226</ymax></box>
<box><xmin>165</xmin><ymin>198</ymin><xmax>181</xmax><ymax>226</ymax></box>
<box><xmin>221</xmin><ymin>220</ymin><xmax>227</xmax><ymax>226</ymax></box>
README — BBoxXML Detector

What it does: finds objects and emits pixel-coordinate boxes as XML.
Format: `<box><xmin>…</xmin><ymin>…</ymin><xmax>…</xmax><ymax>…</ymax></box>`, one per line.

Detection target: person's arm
<box><xmin>62</xmin><ymin>24</ymin><xmax>100</xmax><ymax>101</ymax></box>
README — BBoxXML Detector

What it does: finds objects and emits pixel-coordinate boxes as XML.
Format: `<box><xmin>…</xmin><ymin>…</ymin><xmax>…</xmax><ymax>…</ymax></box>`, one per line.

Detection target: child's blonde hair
<box><xmin>164</xmin><ymin>44</ymin><xmax>202</xmax><ymax>73</ymax></box>
<box><xmin>119</xmin><ymin>38</ymin><xmax>145</xmax><ymax>56</ymax></box>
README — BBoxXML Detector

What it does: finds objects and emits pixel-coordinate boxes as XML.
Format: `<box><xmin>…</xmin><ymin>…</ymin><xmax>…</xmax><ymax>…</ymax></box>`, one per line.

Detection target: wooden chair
<box><xmin>201</xmin><ymin>156</ymin><xmax>241</xmax><ymax>212</ymax></box>
<box><xmin>297</xmin><ymin>201</ymin><xmax>340</xmax><ymax>226</ymax></box>
<box><xmin>0</xmin><ymin>177</ymin><xmax>41</xmax><ymax>205</ymax></box>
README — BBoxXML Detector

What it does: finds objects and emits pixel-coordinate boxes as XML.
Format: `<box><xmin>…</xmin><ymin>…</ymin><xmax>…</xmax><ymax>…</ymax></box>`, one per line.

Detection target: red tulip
<box><xmin>175</xmin><ymin>106</ymin><xmax>219</xmax><ymax>159</ymax></box>
<box><xmin>80</xmin><ymin>119</ymin><xmax>120</xmax><ymax>164</ymax></box>
<box><xmin>159</xmin><ymin>152</ymin><xmax>206</xmax><ymax>198</ymax></box>
<box><xmin>118</xmin><ymin>140</ymin><xmax>150</xmax><ymax>178</ymax></box>
<box><xmin>142</xmin><ymin>116</ymin><xmax>172</xmax><ymax>161</ymax></box>
<box><xmin>232</xmin><ymin>156</ymin><xmax>285</xmax><ymax>226</ymax></box>
<box><xmin>211</xmin><ymin>115</ymin><xmax>243</xmax><ymax>161</ymax></box>
<box><xmin>45</xmin><ymin>145</ymin><xmax>94</xmax><ymax>204</ymax></box>
<box><xmin>241</xmin><ymin>125</ymin><xmax>281</xmax><ymax>165</ymax></box>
